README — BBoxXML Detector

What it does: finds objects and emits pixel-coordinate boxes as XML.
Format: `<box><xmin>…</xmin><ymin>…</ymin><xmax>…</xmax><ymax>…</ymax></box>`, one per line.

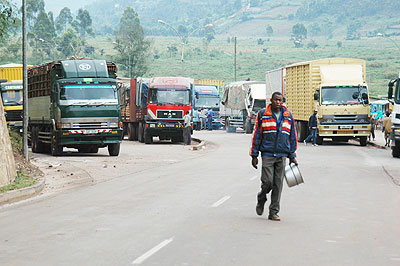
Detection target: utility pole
<box><xmin>234</xmin><ymin>37</ymin><xmax>237</xmax><ymax>81</ymax></box>
<box><xmin>22</xmin><ymin>0</ymin><xmax>28</xmax><ymax>161</ymax></box>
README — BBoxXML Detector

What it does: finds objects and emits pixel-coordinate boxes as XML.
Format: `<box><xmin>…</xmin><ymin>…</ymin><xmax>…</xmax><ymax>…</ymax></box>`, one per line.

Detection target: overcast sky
<box><xmin>43</xmin><ymin>0</ymin><xmax>97</xmax><ymax>15</ymax></box>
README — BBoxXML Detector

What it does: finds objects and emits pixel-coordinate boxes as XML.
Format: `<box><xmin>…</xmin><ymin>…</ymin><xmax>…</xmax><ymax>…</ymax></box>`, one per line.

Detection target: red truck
<box><xmin>118</xmin><ymin>77</ymin><xmax>193</xmax><ymax>144</ymax></box>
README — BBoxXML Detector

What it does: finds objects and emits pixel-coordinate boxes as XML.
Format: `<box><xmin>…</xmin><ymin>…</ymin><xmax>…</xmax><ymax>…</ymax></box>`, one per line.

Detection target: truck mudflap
<box><xmin>59</xmin><ymin>129</ymin><xmax>123</xmax><ymax>145</ymax></box>
<box><xmin>318</xmin><ymin>124</ymin><xmax>371</xmax><ymax>137</ymax></box>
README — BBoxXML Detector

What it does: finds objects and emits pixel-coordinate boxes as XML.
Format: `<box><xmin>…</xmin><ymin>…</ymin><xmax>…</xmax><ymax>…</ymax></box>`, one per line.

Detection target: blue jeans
<box><xmin>207</xmin><ymin>117</ymin><xmax>213</xmax><ymax>130</ymax></box>
<box><xmin>304</xmin><ymin>128</ymin><xmax>317</xmax><ymax>145</ymax></box>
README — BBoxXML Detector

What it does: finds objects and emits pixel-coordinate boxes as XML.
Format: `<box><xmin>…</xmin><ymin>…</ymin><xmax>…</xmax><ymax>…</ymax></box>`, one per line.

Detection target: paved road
<box><xmin>1</xmin><ymin>131</ymin><xmax>400</xmax><ymax>266</ymax></box>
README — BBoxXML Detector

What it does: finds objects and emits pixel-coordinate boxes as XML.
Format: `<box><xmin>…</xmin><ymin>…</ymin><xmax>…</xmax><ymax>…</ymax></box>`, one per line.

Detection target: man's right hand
<box><xmin>251</xmin><ymin>157</ymin><xmax>258</xmax><ymax>169</ymax></box>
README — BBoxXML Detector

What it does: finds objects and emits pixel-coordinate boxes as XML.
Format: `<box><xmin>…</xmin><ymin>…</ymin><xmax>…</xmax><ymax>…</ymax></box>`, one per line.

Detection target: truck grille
<box><xmin>157</xmin><ymin>110</ymin><xmax>183</xmax><ymax>119</ymax></box>
<box><xmin>334</xmin><ymin>115</ymin><xmax>357</xmax><ymax>122</ymax></box>
<box><xmin>72</xmin><ymin>122</ymin><xmax>109</xmax><ymax>128</ymax></box>
<box><xmin>5</xmin><ymin>110</ymin><xmax>23</xmax><ymax>121</ymax></box>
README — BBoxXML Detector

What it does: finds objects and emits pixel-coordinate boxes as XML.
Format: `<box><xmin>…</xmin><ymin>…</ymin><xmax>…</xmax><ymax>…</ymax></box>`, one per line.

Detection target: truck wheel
<box><xmin>127</xmin><ymin>123</ymin><xmax>135</xmax><ymax>141</ymax></box>
<box><xmin>138</xmin><ymin>122</ymin><xmax>144</xmax><ymax>143</ymax></box>
<box><xmin>32</xmin><ymin>126</ymin><xmax>44</xmax><ymax>153</ymax></box>
<box><xmin>316</xmin><ymin>135</ymin><xmax>323</xmax><ymax>145</ymax></box>
<box><xmin>108</xmin><ymin>143</ymin><xmax>120</xmax><ymax>156</ymax></box>
<box><xmin>244</xmin><ymin>119</ymin><xmax>252</xmax><ymax>134</ymax></box>
<box><xmin>359</xmin><ymin>136</ymin><xmax>367</xmax><ymax>146</ymax></box>
<box><xmin>144</xmin><ymin>129</ymin><xmax>152</xmax><ymax>144</ymax></box>
<box><xmin>134</xmin><ymin>123</ymin><xmax>139</xmax><ymax>141</ymax></box>
<box><xmin>392</xmin><ymin>146</ymin><xmax>400</xmax><ymax>158</ymax></box>
<box><xmin>50</xmin><ymin>132</ymin><xmax>63</xmax><ymax>156</ymax></box>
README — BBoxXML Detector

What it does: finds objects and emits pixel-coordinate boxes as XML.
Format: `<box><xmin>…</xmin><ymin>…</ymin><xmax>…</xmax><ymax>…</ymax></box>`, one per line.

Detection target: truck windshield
<box><xmin>195</xmin><ymin>96</ymin><xmax>219</xmax><ymax>109</ymax></box>
<box><xmin>253</xmin><ymin>99</ymin><xmax>266</xmax><ymax>111</ymax></box>
<box><xmin>59</xmin><ymin>85</ymin><xmax>118</xmax><ymax>105</ymax></box>
<box><xmin>321</xmin><ymin>86</ymin><xmax>368</xmax><ymax>105</ymax></box>
<box><xmin>148</xmin><ymin>88</ymin><xmax>190</xmax><ymax>105</ymax></box>
<box><xmin>1</xmin><ymin>90</ymin><xmax>23</xmax><ymax>106</ymax></box>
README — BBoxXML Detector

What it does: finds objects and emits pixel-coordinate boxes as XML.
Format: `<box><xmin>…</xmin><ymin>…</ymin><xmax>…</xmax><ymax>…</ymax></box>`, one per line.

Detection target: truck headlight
<box><xmin>109</xmin><ymin>122</ymin><xmax>118</xmax><ymax>128</ymax></box>
<box><xmin>61</xmin><ymin>123</ymin><xmax>71</xmax><ymax>128</ymax></box>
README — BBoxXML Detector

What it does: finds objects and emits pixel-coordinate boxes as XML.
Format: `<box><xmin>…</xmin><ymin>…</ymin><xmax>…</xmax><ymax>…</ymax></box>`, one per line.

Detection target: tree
<box><xmin>204</xmin><ymin>26</ymin><xmax>215</xmax><ymax>43</ymax></box>
<box><xmin>292</xmin><ymin>23</ymin><xmax>307</xmax><ymax>40</ymax></box>
<box><xmin>26</xmin><ymin>0</ymin><xmax>44</xmax><ymax>30</ymax></box>
<box><xmin>29</xmin><ymin>9</ymin><xmax>56</xmax><ymax>58</ymax></box>
<box><xmin>266</xmin><ymin>25</ymin><xmax>273</xmax><ymax>36</ymax></box>
<box><xmin>114</xmin><ymin>7</ymin><xmax>150</xmax><ymax>77</ymax></box>
<box><xmin>55</xmin><ymin>7</ymin><xmax>73</xmax><ymax>34</ymax></box>
<box><xmin>0</xmin><ymin>1</ymin><xmax>18</xmax><ymax>38</ymax></box>
<box><xmin>57</xmin><ymin>27</ymin><xmax>81</xmax><ymax>58</ymax></box>
<box><xmin>72</xmin><ymin>8</ymin><xmax>94</xmax><ymax>38</ymax></box>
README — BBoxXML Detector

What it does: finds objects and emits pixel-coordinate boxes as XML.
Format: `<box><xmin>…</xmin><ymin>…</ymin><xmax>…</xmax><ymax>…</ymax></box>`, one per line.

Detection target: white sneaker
<box><xmin>313</xmin><ymin>144</ymin><xmax>318</xmax><ymax>146</ymax></box>
<box><xmin>304</xmin><ymin>140</ymin><xmax>307</xmax><ymax>145</ymax></box>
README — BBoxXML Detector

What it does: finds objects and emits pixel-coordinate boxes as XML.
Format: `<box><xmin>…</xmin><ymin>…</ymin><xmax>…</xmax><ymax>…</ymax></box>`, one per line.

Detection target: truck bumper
<box><xmin>318</xmin><ymin>124</ymin><xmax>371</xmax><ymax>137</ymax></box>
<box><xmin>59</xmin><ymin>128</ymin><xmax>123</xmax><ymax>146</ymax></box>
<box><xmin>145</xmin><ymin>121</ymin><xmax>184</xmax><ymax>135</ymax></box>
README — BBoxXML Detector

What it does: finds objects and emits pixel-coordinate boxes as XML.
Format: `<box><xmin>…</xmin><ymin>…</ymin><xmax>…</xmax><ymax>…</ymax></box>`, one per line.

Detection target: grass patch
<box><xmin>0</xmin><ymin>173</ymin><xmax>36</xmax><ymax>193</ymax></box>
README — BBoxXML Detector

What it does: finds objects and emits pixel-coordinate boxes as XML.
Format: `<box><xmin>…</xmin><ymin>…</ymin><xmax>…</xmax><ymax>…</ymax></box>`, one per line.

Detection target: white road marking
<box><xmin>249</xmin><ymin>175</ymin><xmax>258</xmax><ymax>181</ymax></box>
<box><xmin>325</xmin><ymin>240</ymin><xmax>337</xmax><ymax>243</ymax></box>
<box><xmin>212</xmin><ymin>196</ymin><xmax>231</xmax><ymax>207</ymax></box>
<box><xmin>132</xmin><ymin>237</ymin><xmax>174</xmax><ymax>265</ymax></box>
<box><xmin>390</xmin><ymin>258</ymin><xmax>400</xmax><ymax>261</ymax></box>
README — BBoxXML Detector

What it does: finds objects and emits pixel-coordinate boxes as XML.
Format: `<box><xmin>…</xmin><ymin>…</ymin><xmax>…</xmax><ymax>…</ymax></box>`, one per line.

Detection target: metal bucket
<box><xmin>284</xmin><ymin>163</ymin><xmax>304</xmax><ymax>187</ymax></box>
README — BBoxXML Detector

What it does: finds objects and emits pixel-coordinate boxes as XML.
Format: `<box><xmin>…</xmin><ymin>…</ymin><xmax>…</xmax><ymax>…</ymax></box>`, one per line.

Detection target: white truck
<box><xmin>388</xmin><ymin>76</ymin><xmax>400</xmax><ymax>157</ymax></box>
<box><xmin>220</xmin><ymin>81</ymin><xmax>266</xmax><ymax>133</ymax></box>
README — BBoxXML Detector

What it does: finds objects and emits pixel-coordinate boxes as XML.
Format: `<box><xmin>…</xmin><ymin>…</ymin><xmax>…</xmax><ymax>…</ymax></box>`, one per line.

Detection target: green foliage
<box><xmin>26</xmin><ymin>0</ymin><xmax>45</xmax><ymax>29</ymax></box>
<box><xmin>0</xmin><ymin>1</ymin><xmax>18</xmax><ymax>39</ymax></box>
<box><xmin>114</xmin><ymin>7</ymin><xmax>150</xmax><ymax>77</ymax></box>
<box><xmin>57</xmin><ymin>28</ymin><xmax>81</xmax><ymax>57</ymax></box>
<box><xmin>292</xmin><ymin>23</ymin><xmax>307</xmax><ymax>40</ymax></box>
<box><xmin>29</xmin><ymin>9</ymin><xmax>57</xmax><ymax>58</ymax></box>
<box><xmin>72</xmin><ymin>9</ymin><xmax>94</xmax><ymax>37</ymax></box>
<box><xmin>55</xmin><ymin>7</ymin><xmax>73</xmax><ymax>34</ymax></box>
<box><xmin>0</xmin><ymin>172</ymin><xmax>36</xmax><ymax>193</ymax></box>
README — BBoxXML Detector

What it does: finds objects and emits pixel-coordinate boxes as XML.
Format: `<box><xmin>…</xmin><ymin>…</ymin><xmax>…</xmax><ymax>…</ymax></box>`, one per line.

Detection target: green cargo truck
<box><xmin>28</xmin><ymin>59</ymin><xmax>123</xmax><ymax>156</ymax></box>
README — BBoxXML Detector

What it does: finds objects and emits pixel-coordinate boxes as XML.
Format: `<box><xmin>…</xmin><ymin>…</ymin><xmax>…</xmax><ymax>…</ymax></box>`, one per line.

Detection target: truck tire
<box><xmin>31</xmin><ymin>126</ymin><xmax>45</xmax><ymax>153</ymax></box>
<box><xmin>89</xmin><ymin>147</ymin><xmax>99</xmax><ymax>153</ymax></box>
<box><xmin>392</xmin><ymin>146</ymin><xmax>400</xmax><ymax>158</ymax></box>
<box><xmin>127</xmin><ymin>123</ymin><xmax>135</xmax><ymax>141</ymax></box>
<box><xmin>134</xmin><ymin>123</ymin><xmax>139</xmax><ymax>141</ymax></box>
<box><xmin>244</xmin><ymin>118</ymin><xmax>252</xmax><ymax>134</ymax></box>
<box><xmin>144</xmin><ymin>129</ymin><xmax>152</xmax><ymax>144</ymax></box>
<box><xmin>50</xmin><ymin>131</ymin><xmax>63</xmax><ymax>156</ymax></box>
<box><xmin>108</xmin><ymin>143</ymin><xmax>120</xmax><ymax>156</ymax></box>
<box><xmin>138</xmin><ymin>122</ymin><xmax>144</xmax><ymax>143</ymax></box>
<box><xmin>359</xmin><ymin>136</ymin><xmax>367</xmax><ymax>146</ymax></box>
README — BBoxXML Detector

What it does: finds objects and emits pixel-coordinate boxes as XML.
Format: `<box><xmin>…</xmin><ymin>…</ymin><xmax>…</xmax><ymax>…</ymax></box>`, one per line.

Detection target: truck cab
<box><xmin>192</xmin><ymin>84</ymin><xmax>221</xmax><ymax>130</ymax></box>
<box><xmin>1</xmin><ymin>81</ymin><xmax>23</xmax><ymax>130</ymax></box>
<box><xmin>388</xmin><ymin>78</ymin><xmax>400</xmax><ymax>157</ymax></box>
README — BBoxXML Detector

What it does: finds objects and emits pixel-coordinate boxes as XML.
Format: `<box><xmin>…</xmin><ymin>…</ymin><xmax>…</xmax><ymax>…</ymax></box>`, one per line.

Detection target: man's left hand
<box><xmin>289</xmin><ymin>157</ymin><xmax>298</xmax><ymax>165</ymax></box>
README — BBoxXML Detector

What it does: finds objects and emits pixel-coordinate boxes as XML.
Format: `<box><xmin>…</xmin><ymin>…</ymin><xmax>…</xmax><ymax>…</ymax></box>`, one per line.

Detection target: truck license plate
<box><xmin>84</xmin><ymin>129</ymin><xmax>98</xmax><ymax>134</ymax></box>
<box><xmin>340</xmin><ymin>125</ymin><xmax>353</xmax><ymax>129</ymax></box>
<box><xmin>166</xmin><ymin>124</ymin><xmax>175</xmax><ymax>128</ymax></box>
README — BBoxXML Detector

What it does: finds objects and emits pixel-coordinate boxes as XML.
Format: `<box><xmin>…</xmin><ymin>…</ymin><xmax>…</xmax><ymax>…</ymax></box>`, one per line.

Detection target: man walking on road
<box><xmin>382</xmin><ymin>111</ymin><xmax>392</xmax><ymax>147</ymax></box>
<box><xmin>207</xmin><ymin>109</ymin><xmax>215</xmax><ymax>130</ymax></box>
<box><xmin>250</xmin><ymin>92</ymin><xmax>298</xmax><ymax>221</ymax></box>
<box><xmin>183</xmin><ymin>111</ymin><xmax>192</xmax><ymax>145</ymax></box>
<box><xmin>304</xmin><ymin>109</ymin><xmax>318</xmax><ymax>146</ymax></box>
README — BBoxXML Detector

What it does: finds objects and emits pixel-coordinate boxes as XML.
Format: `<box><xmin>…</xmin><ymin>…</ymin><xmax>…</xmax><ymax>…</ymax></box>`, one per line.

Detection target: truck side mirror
<box><xmin>361</xmin><ymin>93</ymin><xmax>368</xmax><ymax>100</ymax></box>
<box><xmin>388</xmin><ymin>79</ymin><xmax>397</xmax><ymax>99</ymax></box>
<box><xmin>195</xmin><ymin>92</ymin><xmax>199</xmax><ymax>99</ymax></box>
<box><xmin>314</xmin><ymin>91</ymin><xmax>319</xmax><ymax>100</ymax></box>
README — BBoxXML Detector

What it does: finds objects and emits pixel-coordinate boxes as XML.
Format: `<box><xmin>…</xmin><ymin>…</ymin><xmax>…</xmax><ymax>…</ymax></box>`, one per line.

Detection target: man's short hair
<box><xmin>271</xmin><ymin>92</ymin><xmax>282</xmax><ymax>99</ymax></box>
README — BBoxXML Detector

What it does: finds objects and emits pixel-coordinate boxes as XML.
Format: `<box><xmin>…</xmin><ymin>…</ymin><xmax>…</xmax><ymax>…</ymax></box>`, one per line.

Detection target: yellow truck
<box><xmin>0</xmin><ymin>64</ymin><xmax>23</xmax><ymax>129</ymax></box>
<box><xmin>266</xmin><ymin>58</ymin><xmax>371</xmax><ymax>146</ymax></box>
